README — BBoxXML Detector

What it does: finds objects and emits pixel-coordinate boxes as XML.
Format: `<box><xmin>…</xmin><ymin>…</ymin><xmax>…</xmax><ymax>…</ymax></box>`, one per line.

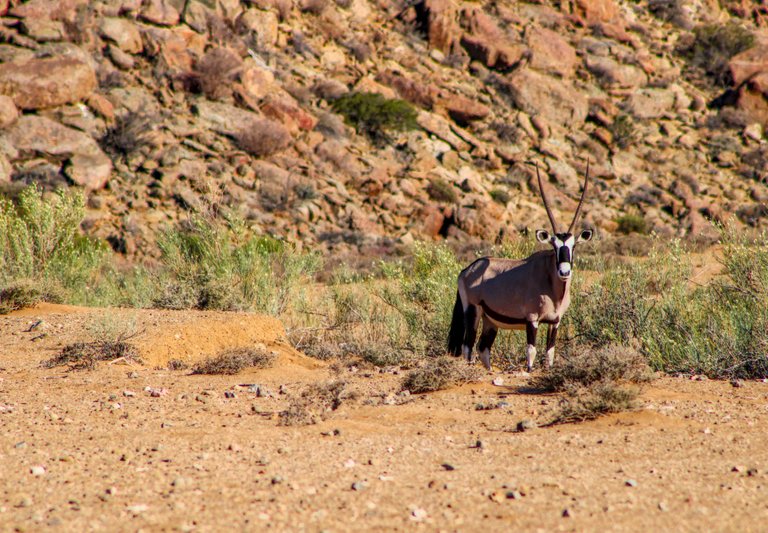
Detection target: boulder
<box><xmin>527</xmin><ymin>26</ymin><xmax>578</xmax><ymax>78</ymax></box>
<box><xmin>4</xmin><ymin>116</ymin><xmax>111</xmax><ymax>190</ymax></box>
<box><xmin>460</xmin><ymin>8</ymin><xmax>528</xmax><ymax>70</ymax></box>
<box><xmin>0</xmin><ymin>95</ymin><xmax>18</xmax><ymax>128</ymax></box>
<box><xmin>237</xmin><ymin>8</ymin><xmax>279</xmax><ymax>48</ymax></box>
<box><xmin>140</xmin><ymin>0</ymin><xmax>181</xmax><ymax>26</ymax></box>
<box><xmin>561</xmin><ymin>0</ymin><xmax>620</xmax><ymax>24</ymax></box>
<box><xmin>729</xmin><ymin>45</ymin><xmax>768</xmax><ymax>87</ymax></box>
<box><xmin>375</xmin><ymin>70</ymin><xmax>438</xmax><ymax>109</ymax></box>
<box><xmin>736</xmin><ymin>73</ymin><xmax>768</xmax><ymax>128</ymax></box>
<box><xmin>585</xmin><ymin>55</ymin><xmax>648</xmax><ymax>88</ymax></box>
<box><xmin>99</xmin><ymin>17</ymin><xmax>143</xmax><ymax>54</ymax></box>
<box><xmin>261</xmin><ymin>93</ymin><xmax>317</xmax><ymax>133</ymax></box>
<box><xmin>20</xmin><ymin>17</ymin><xmax>66</xmax><ymax>42</ymax></box>
<box><xmin>9</xmin><ymin>0</ymin><xmax>88</xmax><ymax>21</ymax></box>
<box><xmin>0</xmin><ymin>55</ymin><xmax>96</xmax><ymax>110</ymax></box>
<box><xmin>439</xmin><ymin>93</ymin><xmax>490</xmax><ymax>124</ymax></box>
<box><xmin>627</xmin><ymin>88</ymin><xmax>676</xmax><ymax>119</ymax></box>
<box><xmin>413</xmin><ymin>0</ymin><xmax>461</xmax><ymax>54</ymax></box>
<box><xmin>194</xmin><ymin>100</ymin><xmax>264</xmax><ymax>135</ymax></box>
<box><xmin>504</xmin><ymin>69</ymin><xmax>589</xmax><ymax>127</ymax></box>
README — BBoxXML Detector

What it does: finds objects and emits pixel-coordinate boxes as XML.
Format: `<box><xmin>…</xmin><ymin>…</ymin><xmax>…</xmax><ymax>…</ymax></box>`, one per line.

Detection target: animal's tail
<box><xmin>447</xmin><ymin>291</ymin><xmax>465</xmax><ymax>356</ymax></box>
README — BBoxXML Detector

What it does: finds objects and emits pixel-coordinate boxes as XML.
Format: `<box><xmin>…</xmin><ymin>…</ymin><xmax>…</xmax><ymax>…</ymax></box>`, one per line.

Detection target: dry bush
<box><xmin>167</xmin><ymin>358</ymin><xmax>189</xmax><ymax>371</ymax></box>
<box><xmin>42</xmin><ymin>340</ymin><xmax>141</xmax><ymax>371</ymax></box>
<box><xmin>0</xmin><ymin>281</ymin><xmax>45</xmax><ymax>314</ymax></box>
<box><xmin>235</xmin><ymin>119</ymin><xmax>292</xmax><ymax>157</ymax></box>
<box><xmin>402</xmin><ymin>356</ymin><xmax>483</xmax><ymax>394</ymax></box>
<box><xmin>427</xmin><ymin>178</ymin><xmax>458</xmax><ymax>203</ymax></box>
<box><xmin>191</xmin><ymin>47</ymin><xmax>242</xmax><ymax>100</ymax></box>
<box><xmin>547</xmin><ymin>381</ymin><xmax>640</xmax><ymax>425</ymax></box>
<box><xmin>278</xmin><ymin>380</ymin><xmax>346</xmax><ymax>426</ymax></box>
<box><xmin>100</xmin><ymin>111</ymin><xmax>154</xmax><ymax>158</ymax></box>
<box><xmin>530</xmin><ymin>344</ymin><xmax>653</xmax><ymax>392</ymax></box>
<box><xmin>191</xmin><ymin>347</ymin><xmax>276</xmax><ymax>375</ymax></box>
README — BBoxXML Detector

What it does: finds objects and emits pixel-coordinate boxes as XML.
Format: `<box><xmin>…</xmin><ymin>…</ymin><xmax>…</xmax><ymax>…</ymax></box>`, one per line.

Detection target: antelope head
<box><xmin>534</xmin><ymin>162</ymin><xmax>593</xmax><ymax>282</ymax></box>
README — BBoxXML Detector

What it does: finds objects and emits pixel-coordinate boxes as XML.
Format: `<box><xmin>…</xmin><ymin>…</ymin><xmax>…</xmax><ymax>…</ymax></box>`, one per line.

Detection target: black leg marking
<box><xmin>462</xmin><ymin>305</ymin><xmax>479</xmax><ymax>359</ymax></box>
<box><xmin>526</xmin><ymin>320</ymin><xmax>538</xmax><ymax>371</ymax></box>
<box><xmin>546</xmin><ymin>322</ymin><xmax>559</xmax><ymax>367</ymax></box>
<box><xmin>477</xmin><ymin>320</ymin><xmax>498</xmax><ymax>352</ymax></box>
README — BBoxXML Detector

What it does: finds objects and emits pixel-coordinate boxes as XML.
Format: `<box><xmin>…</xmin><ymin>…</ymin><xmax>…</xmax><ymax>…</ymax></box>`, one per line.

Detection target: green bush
<box><xmin>331</xmin><ymin>92</ymin><xmax>418</xmax><ymax>143</ymax></box>
<box><xmin>489</xmin><ymin>188</ymin><xmax>511</xmax><ymax>205</ymax></box>
<box><xmin>609</xmin><ymin>114</ymin><xmax>637</xmax><ymax>149</ymax></box>
<box><xmin>426</xmin><ymin>178</ymin><xmax>458</xmax><ymax>203</ymax></box>
<box><xmin>681</xmin><ymin>22</ymin><xmax>754</xmax><ymax>86</ymax></box>
<box><xmin>156</xmin><ymin>213</ymin><xmax>320</xmax><ymax>314</ymax></box>
<box><xmin>616</xmin><ymin>213</ymin><xmax>648</xmax><ymax>235</ymax></box>
<box><xmin>0</xmin><ymin>187</ymin><xmax>109</xmax><ymax>310</ymax></box>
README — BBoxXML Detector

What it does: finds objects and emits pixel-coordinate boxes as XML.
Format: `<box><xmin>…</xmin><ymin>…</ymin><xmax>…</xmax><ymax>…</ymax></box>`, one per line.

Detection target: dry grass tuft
<box><xmin>531</xmin><ymin>344</ymin><xmax>654</xmax><ymax>426</ymax></box>
<box><xmin>42</xmin><ymin>340</ymin><xmax>141</xmax><ymax>371</ymax></box>
<box><xmin>0</xmin><ymin>281</ymin><xmax>45</xmax><ymax>314</ymax></box>
<box><xmin>402</xmin><ymin>356</ymin><xmax>483</xmax><ymax>394</ymax></box>
<box><xmin>278</xmin><ymin>380</ymin><xmax>347</xmax><ymax>426</ymax></box>
<box><xmin>530</xmin><ymin>344</ymin><xmax>653</xmax><ymax>392</ymax></box>
<box><xmin>235</xmin><ymin>119</ymin><xmax>292</xmax><ymax>157</ymax></box>
<box><xmin>167</xmin><ymin>358</ymin><xmax>189</xmax><ymax>371</ymax></box>
<box><xmin>191</xmin><ymin>347</ymin><xmax>276</xmax><ymax>375</ymax></box>
<box><xmin>191</xmin><ymin>47</ymin><xmax>242</xmax><ymax>100</ymax></box>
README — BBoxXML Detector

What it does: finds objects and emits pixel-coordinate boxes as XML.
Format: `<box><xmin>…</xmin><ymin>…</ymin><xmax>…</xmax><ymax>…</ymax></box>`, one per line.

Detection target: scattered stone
<box><xmin>123</xmin><ymin>390</ymin><xmax>136</xmax><ymax>397</ymax></box>
<box><xmin>224</xmin><ymin>391</ymin><xmax>236</xmax><ymax>399</ymax></box>
<box><xmin>351</xmin><ymin>481</ymin><xmax>367</xmax><ymax>491</ymax></box>
<box><xmin>658</xmin><ymin>501</ymin><xmax>669</xmax><ymax>512</ymax></box>
<box><xmin>506</xmin><ymin>490</ymin><xmax>522</xmax><ymax>500</ymax></box>
<box><xmin>30</xmin><ymin>465</ymin><xmax>46</xmax><ymax>476</ymax></box>
<box><xmin>271</xmin><ymin>476</ymin><xmax>283</xmax><ymax>485</ymax></box>
<box><xmin>516</xmin><ymin>419</ymin><xmax>537</xmax><ymax>432</ymax></box>
<box><xmin>730</xmin><ymin>379</ymin><xmax>744</xmax><ymax>388</ymax></box>
<box><xmin>126</xmin><ymin>504</ymin><xmax>149</xmax><ymax>514</ymax></box>
<box><xmin>441</xmin><ymin>463</ymin><xmax>456</xmax><ymax>471</ymax></box>
<box><xmin>625</xmin><ymin>479</ymin><xmax>638</xmax><ymax>487</ymax></box>
<box><xmin>145</xmin><ymin>387</ymin><xmax>168</xmax><ymax>397</ymax></box>
<box><xmin>492</xmin><ymin>377</ymin><xmax>504</xmax><ymax>386</ymax></box>
<box><xmin>562</xmin><ymin>508</ymin><xmax>573</xmax><ymax>518</ymax></box>
<box><xmin>410</xmin><ymin>507</ymin><xmax>428</xmax><ymax>521</ymax></box>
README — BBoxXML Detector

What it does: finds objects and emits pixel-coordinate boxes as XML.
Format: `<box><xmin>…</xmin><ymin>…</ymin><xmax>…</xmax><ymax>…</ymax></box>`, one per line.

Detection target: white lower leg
<box><xmin>479</xmin><ymin>348</ymin><xmax>491</xmax><ymax>370</ymax></box>
<box><xmin>546</xmin><ymin>347</ymin><xmax>555</xmax><ymax>367</ymax></box>
<box><xmin>526</xmin><ymin>344</ymin><xmax>536</xmax><ymax>371</ymax></box>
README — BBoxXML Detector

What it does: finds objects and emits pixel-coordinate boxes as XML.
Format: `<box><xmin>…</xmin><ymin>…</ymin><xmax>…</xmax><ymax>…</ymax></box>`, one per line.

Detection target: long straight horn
<box><xmin>567</xmin><ymin>158</ymin><xmax>590</xmax><ymax>235</ymax></box>
<box><xmin>535</xmin><ymin>162</ymin><xmax>559</xmax><ymax>234</ymax></box>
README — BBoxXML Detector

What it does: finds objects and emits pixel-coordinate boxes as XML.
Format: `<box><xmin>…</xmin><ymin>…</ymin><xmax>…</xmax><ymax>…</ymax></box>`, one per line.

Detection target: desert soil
<box><xmin>1</xmin><ymin>304</ymin><xmax>768</xmax><ymax>532</ymax></box>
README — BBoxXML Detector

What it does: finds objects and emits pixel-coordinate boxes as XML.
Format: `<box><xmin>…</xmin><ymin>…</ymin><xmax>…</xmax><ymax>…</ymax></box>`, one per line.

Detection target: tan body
<box><xmin>459</xmin><ymin>251</ymin><xmax>571</xmax><ymax>330</ymax></box>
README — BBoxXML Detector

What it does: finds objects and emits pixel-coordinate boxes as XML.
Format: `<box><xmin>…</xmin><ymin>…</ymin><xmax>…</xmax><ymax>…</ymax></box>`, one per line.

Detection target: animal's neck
<box><xmin>549</xmin><ymin>259</ymin><xmax>571</xmax><ymax>302</ymax></box>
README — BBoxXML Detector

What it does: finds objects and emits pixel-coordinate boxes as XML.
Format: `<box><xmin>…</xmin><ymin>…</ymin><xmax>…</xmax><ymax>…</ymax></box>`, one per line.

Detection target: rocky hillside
<box><xmin>0</xmin><ymin>0</ymin><xmax>767</xmax><ymax>259</ymax></box>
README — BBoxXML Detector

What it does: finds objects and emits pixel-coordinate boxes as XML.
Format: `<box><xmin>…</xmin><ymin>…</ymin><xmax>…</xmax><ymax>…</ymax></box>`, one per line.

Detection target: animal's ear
<box><xmin>535</xmin><ymin>230</ymin><xmax>550</xmax><ymax>243</ymax></box>
<box><xmin>577</xmin><ymin>229</ymin><xmax>594</xmax><ymax>243</ymax></box>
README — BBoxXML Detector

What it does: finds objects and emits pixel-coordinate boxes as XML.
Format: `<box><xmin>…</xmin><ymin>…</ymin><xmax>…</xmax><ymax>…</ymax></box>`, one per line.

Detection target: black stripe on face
<box><xmin>558</xmin><ymin>245</ymin><xmax>571</xmax><ymax>264</ymax></box>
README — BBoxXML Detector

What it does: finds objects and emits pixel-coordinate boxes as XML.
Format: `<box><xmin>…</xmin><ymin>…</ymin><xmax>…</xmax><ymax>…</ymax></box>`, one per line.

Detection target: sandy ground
<box><xmin>1</xmin><ymin>304</ymin><xmax>768</xmax><ymax>532</ymax></box>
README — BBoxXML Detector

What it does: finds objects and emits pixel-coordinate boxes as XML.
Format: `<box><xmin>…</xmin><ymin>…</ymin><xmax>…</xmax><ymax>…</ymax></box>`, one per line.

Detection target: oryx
<box><xmin>448</xmin><ymin>161</ymin><xmax>593</xmax><ymax>371</ymax></box>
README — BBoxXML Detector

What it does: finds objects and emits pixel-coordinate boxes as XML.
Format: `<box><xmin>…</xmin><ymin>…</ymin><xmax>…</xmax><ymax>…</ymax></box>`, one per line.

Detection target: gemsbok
<box><xmin>448</xmin><ymin>161</ymin><xmax>593</xmax><ymax>371</ymax></box>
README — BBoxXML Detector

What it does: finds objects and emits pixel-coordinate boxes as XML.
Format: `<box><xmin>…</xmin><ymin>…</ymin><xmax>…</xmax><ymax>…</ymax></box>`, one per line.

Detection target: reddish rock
<box><xmin>729</xmin><ymin>45</ymin><xmax>768</xmax><ymax>87</ymax></box>
<box><xmin>0</xmin><ymin>95</ymin><xmax>18</xmax><ymax>128</ymax></box>
<box><xmin>7</xmin><ymin>116</ymin><xmax>111</xmax><ymax>190</ymax></box>
<box><xmin>236</xmin><ymin>8</ymin><xmax>279</xmax><ymax>48</ymax></box>
<box><xmin>375</xmin><ymin>70</ymin><xmax>438</xmax><ymax>109</ymax></box>
<box><xmin>504</xmin><ymin>69</ymin><xmax>588</xmax><ymax>127</ymax></box>
<box><xmin>439</xmin><ymin>93</ymin><xmax>489</xmax><ymax>124</ymax></box>
<box><xmin>0</xmin><ymin>56</ymin><xmax>96</xmax><ymax>110</ymax></box>
<box><xmin>527</xmin><ymin>26</ymin><xmax>578</xmax><ymax>78</ymax></box>
<box><xmin>99</xmin><ymin>17</ymin><xmax>143</xmax><ymax>54</ymax></box>
<box><xmin>261</xmin><ymin>94</ymin><xmax>317</xmax><ymax>134</ymax></box>
<box><xmin>562</xmin><ymin>0</ymin><xmax>620</xmax><ymax>24</ymax></box>
<box><xmin>87</xmin><ymin>94</ymin><xmax>115</xmax><ymax>121</ymax></box>
<box><xmin>460</xmin><ymin>34</ymin><xmax>528</xmax><ymax>70</ymax></box>
<box><xmin>239</xmin><ymin>65</ymin><xmax>276</xmax><ymax>101</ymax></box>
<box><xmin>736</xmin><ymin>73</ymin><xmax>768</xmax><ymax>128</ymax></box>
<box><xmin>9</xmin><ymin>0</ymin><xmax>88</xmax><ymax>21</ymax></box>
<box><xmin>140</xmin><ymin>0</ymin><xmax>181</xmax><ymax>26</ymax></box>
<box><xmin>414</xmin><ymin>0</ymin><xmax>461</xmax><ymax>54</ymax></box>
<box><xmin>585</xmin><ymin>55</ymin><xmax>648</xmax><ymax>88</ymax></box>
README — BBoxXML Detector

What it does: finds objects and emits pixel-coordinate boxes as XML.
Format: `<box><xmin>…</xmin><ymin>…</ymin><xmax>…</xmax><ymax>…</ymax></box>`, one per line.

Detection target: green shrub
<box><xmin>426</xmin><ymin>178</ymin><xmax>458</xmax><ymax>203</ymax></box>
<box><xmin>681</xmin><ymin>22</ymin><xmax>754</xmax><ymax>86</ymax></box>
<box><xmin>0</xmin><ymin>187</ymin><xmax>109</xmax><ymax>310</ymax></box>
<box><xmin>616</xmin><ymin>213</ymin><xmax>648</xmax><ymax>235</ymax></box>
<box><xmin>489</xmin><ymin>188</ymin><xmax>511</xmax><ymax>205</ymax></box>
<box><xmin>156</xmin><ymin>213</ymin><xmax>320</xmax><ymax>314</ymax></box>
<box><xmin>331</xmin><ymin>92</ymin><xmax>418</xmax><ymax>144</ymax></box>
<box><xmin>609</xmin><ymin>114</ymin><xmax>637</xmax><ymax>149</ymax></box>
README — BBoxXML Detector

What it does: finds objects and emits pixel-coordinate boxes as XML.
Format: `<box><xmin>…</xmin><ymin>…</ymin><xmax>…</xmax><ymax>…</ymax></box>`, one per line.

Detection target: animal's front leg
<box><xmin>545</xmin><ymin>322</ymin><xmax>559</xmax><ymax>368</ymax></box>
<box><xmin>525</xmin><ymin>321</ymin><xmax>538</xmax><ymax>372</ymax></box>
<box><xmin>462</xmin><ymin>305</ymin><xmax>480</xmax><ymax>363</ymax></box>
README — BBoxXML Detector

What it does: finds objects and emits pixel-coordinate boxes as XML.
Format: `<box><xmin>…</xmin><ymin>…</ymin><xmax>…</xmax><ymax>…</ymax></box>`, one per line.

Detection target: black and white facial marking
<box><xmin>536</xmin><ymin>229</ymin><xmax>593</xmax><ymax>281</ymax></box>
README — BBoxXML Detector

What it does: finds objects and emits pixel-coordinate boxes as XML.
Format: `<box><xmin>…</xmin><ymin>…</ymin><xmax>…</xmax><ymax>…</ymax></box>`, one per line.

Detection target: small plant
<box><xmin>43</xmin><ymin>338</ymin><xmax>141</xmax><ymax>371</ymax></box>
<box><xmin>190</xmin><ymin>47</ymin><xmax>242</xmax><ymax>101</ymax></box>
<box><xmin>278</xmin><ymin>380</ymin><xmax>346</xmax><ymax>425</ymax></box>
<box><xmin>616</xmin><ymin>213</ymin><xmax>648</xmax><ymax>235</ymax></box>
<box><xmin>331</xmin><ymin>92</ymin><xmax>418</xmax><ymax>144</ymax></box>
<box><xmin>0</xmin><ymin>281</ymin><xmax>46</xmax><ymax>314</ymax></box>
<box><xmin>191</xmin><ymin>347</ymin><xmax>275</xmax><ymax>374</ymax></box>
<box><xmin>100</xmin><ymin>111</ymin><xmax>154</xmax><ymax>159</ymax></box>
<box><xmin>489</xmin><ymin>188</ymin><xmax>511</xmax><ymax>205</ymax></box>
<box><xmin>167</xmin><ymin>358</ymin><xmax>189</xmax><ymax>371</ymax></box>
<box><xmin>530</xmin><ymin>344</ymin><xmax>654</xmax><ymax>392</ymax></box>
<box><xmin>426</xmin><ymin>177</ymin><xmax>458</xmax><ymax>203</ymax></box>
<box><xmin>680</xmin><ymin>22</ymin><xmax>754</xmax><ymax>86</ymax></box>
<box><xmin>546</xmin><ymin>381</ymin><xmax>640</xmax><ymax>425</ymax></box>
<box><xmin>401</xmin><ymin>356</ymin><xmax>483</xmax><ymax>393</ymax></box>
<box><xmin>491</xmin><ymin>121</ymin><xmax>520</xmax><ymax>144</ymax></box>
<box><xmin>608</xmin><ymin>114</ymin><xmax>637</xmax><ymax>149</ymax></box>
<box><xmin>235</xmin><ymin>119</ymin><xmax>292</xmax><ymax>157</ymax></box>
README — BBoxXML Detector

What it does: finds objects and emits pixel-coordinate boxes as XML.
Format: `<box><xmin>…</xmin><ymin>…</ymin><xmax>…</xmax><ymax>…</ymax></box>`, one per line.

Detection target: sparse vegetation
<box><xmin>609</xmin><ymin>114</ymin><xmax>637</xmax><ymax>150</ymax></box>
<box><xmin>616</xmin><ymin>213</ymin><xmax>648</xmax><ymax>235</ymax></box>
<box><xmin>100</xmin><ymin>111</ymin><xmax>154</xmax><ymax>158</ymax></box>
<box><xmin>680</xmin><ymin>22</ymin><xmax>754</xmax><ymax>86</ymax></box>
<box><xmin>235</xmin><ymin>119</ymin><xmax>292</xmax><ymax>158</ymax></box>
<box><xmin>190</xmin><ymin>47</ymin><xmax>242</xmax><ymax>100</ymax></box>
<box><xmin>191</xmin><ymin>347</ymin><xmax>275</xmax><ymax>374</ymax></box>
<box><xmin>332</xmin><ymin>92</ymin><xmax>418</xmax><ymax>144</ymax></box>
<box><xmin>427</xmin><ymin>178</ymin><xmax>458</xmax><ymax>203</ymax></box>
<box><xmin>278</xmin><ymin>380</ymin><xmax>346</xmax><ymax>425</ymax></box>
<box><xmin>489</xmin><ymin>188</ymin><xmax>511</xmax><ymax>205</ymax></box>
<box><xmin>546</xmin><ymin>381</ymin><xmax>640</xmax><ymax>425</ymax></box>
<box><xmin>401</xmin><ymin>356</ymin><xmax>483</xmax><ymax>393</ymax></box>
<box><xmin>43</xmin><ymin>324</ymin><xmax>142</xmax><ymax>371</ymax></box>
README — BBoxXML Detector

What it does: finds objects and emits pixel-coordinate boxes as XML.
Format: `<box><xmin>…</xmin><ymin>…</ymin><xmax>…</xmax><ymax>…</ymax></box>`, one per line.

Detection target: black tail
<box><xmin>447</xmin><ymin>291</ymin><xmax>465</xmax><ymax>356</ymax></box>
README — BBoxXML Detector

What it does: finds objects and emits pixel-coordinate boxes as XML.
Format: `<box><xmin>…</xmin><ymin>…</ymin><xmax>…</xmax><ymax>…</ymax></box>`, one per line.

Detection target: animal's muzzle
<box><xmin>558</xmin><ymin>262</ymin><xmax>572</xmax><ymax>280</ymax></box>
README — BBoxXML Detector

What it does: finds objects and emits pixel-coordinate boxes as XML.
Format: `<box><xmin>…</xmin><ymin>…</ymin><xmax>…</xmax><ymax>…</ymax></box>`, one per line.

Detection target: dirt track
<box><xmin>2</xmin><ymin>305</ymin><xmax>768</xmax><ymax>532</ymax></box>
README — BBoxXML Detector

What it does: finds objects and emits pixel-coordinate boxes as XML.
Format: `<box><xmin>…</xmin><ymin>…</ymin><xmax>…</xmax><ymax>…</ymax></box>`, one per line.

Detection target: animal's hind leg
<box><xmin>525</xmin><ymin>321</ymin><xmax>538</xmax><ymax>372</ymax></box>
<box><xmin>462</xmin><ymin>305</ymin><xmax>480</xmax><ymax>363</ymax></box>
<box><xmin>476</xmin><ymin>319</ymin><xmax>497</xmax><ymax>370</ymax></box>
<box><xmin>545</xmin><ymin>322</ymin><xmax>559</xmax><ymax>368</ymax></box>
